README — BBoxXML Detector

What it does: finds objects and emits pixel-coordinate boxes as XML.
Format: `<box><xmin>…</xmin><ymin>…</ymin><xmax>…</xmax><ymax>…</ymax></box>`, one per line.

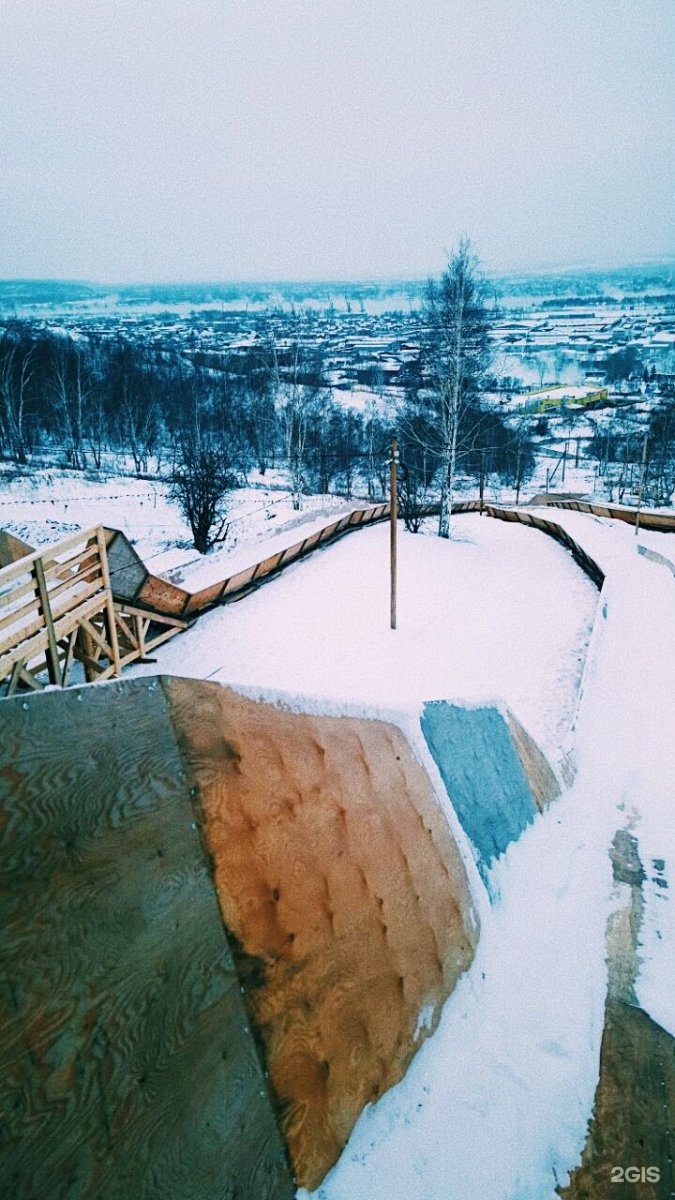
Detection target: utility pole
<box><xmin>635</xmin><ymin>433</ymin><xmax>649</xmax><ymax>536</ymax></box>
<box><xmin>515</xmin><ymin>446</ymin><xmax>522</xmax><ymax>506</ymax></box>
<box><xmin>390</xmin><ymin>438</ymin><xmax>398</xmax><ymax>629</ymax></box>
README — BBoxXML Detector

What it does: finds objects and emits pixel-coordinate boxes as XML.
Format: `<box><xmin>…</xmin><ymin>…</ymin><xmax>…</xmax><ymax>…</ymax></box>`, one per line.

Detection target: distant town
<box><xmin>1</xmin><ymin>262</ymin><xmax>675</xmax><ymax>532</ymax></box>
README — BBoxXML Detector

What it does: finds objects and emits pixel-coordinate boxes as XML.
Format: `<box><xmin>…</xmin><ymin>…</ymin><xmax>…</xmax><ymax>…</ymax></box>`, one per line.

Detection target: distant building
<box><xmin>526</xmin><ymin>384</ymin><xmax>611</xmax><ymax>413</ymax></box>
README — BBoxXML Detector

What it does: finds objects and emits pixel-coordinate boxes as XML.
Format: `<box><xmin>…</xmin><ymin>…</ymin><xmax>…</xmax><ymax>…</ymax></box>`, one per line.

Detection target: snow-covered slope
<box><xmin>127</xmin><ymin>515</ymin><xmax>598</xmax><ymax>761</ymax></box>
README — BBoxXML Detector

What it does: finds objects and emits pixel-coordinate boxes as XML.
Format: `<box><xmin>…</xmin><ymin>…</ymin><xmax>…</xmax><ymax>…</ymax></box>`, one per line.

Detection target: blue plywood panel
<box><xmin>421</xmin><ymin>702</ymin><xmax>538</xmax><ymax>887</ymax></box>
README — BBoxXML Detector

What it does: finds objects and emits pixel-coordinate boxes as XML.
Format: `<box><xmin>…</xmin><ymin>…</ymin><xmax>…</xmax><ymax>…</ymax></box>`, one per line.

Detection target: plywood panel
<box><xmin>559</xmin><ymin>1000</ymin><xmax>674</xmax><ymax>1199</ymax></box>
<box><xmin>0</xmin><ymin>680</ymin><xmax>294</xmax><ymax>1200</ymax></box>
<box><xmin>0</xmin><ymin>528</ymin><xmax>34</xmax><ymax>567</ymax></box>
<box><xmin>421</xmin><ymin>702</ymin><xmax>542</xmax><ymax>887</ymax></box>
<box><xmin>166</xmin><ymin>679</ymin><xmax>478</xmax><ymax>1191</ymax></box>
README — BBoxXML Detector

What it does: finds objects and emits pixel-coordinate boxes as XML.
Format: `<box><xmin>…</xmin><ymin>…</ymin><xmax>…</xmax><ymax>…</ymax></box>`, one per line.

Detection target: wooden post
<box><xmin>390</xmin><ymin>438</ymin><xmax>398</xmax><ymax>630</ymax></box>
<box><xmin>545</xmin><ymin>467</ymin><xmax>550</xmax><ymax>495</ymax></box>
<box><xmin>515</xmin><ymin>446</ymin><xmax>522</xmax><ymax>506</ymax></box>
<box><xmin>96</xmin><ymin>528</ymin><xmax>122</xmax><ymax>676</ymax></box>
<box><xmin>479</xmin><ymin>449</ymin><xmax>485</xmax><ymax>515</ymax></box>
<box><xmin>33</xmin><ymin>557</ymin><xmax>61</xmax><ymax>685</ymax></box>
<box><xmin>635</xmin><ymin>433</ymin><xmax>649</xmax><ymax>537</ymax></box>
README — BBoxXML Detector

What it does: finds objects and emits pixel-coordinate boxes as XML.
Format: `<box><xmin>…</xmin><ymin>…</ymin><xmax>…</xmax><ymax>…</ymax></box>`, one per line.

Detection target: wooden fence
<box><xmin>530</xmin><ymin>496</ymin><xmax>675</xmax><ymax>533</ymax></box>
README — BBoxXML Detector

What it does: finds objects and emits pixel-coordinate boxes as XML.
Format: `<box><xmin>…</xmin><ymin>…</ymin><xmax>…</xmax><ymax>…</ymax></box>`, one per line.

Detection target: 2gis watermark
<box><xmin>610</xmin><ymin>1165</ymin><xmax>660</xmax><ymax>1184</ymax></box>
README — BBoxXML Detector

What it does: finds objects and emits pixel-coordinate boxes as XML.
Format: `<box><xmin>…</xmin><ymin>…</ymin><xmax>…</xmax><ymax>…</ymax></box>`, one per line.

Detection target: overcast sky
<box><xmin>1</xmin><ymin>0</ymin><xmax>674</xmax><ymax>282</ymax></box>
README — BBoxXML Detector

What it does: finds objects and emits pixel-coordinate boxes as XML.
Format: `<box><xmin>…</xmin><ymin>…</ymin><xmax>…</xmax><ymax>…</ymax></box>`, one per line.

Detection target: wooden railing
<box><xmin>530</xmin><ymin>496</ymin><xmax>675</xmax><ymax>533</ymax></box>
<box><xmin>0</xmin><ymin>527</ymin><xmax>185</xmax><ymax>697</ymax></box>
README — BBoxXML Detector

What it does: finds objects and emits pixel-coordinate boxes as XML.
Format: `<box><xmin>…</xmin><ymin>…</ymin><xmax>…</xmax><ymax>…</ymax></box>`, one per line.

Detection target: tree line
<box><xmin>0</xmin><ymin>243</ymin><xmax>538</xmax><ymax>550</ymax></box>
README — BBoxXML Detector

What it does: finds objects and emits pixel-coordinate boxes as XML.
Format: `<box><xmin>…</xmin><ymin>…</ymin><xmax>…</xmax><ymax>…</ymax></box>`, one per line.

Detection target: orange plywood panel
<box><xmin>166</xmin><ymin>679</ymin><xmax>478</xmax><ymax>1191</ymax></box>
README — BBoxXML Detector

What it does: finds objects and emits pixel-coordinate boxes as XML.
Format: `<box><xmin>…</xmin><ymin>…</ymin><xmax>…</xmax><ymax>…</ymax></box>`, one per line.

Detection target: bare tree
<box><xmin>49</xmin><ymin>339</ymin><xmax>92</xmax><ymax>469</ymax></box>
<box><xmin>422</xmin><ymin>239</ymin><xmax>494</xmax><ymax>537</ymax></box>
<box><xmin>265</xmin><ymin>314</ymin><xmax>327</xmax><ymax>509</ymax></box>
<box><xmin>171</xmin><ymin>416</ymin><xmax>237</xmax><ymax>554</ymax></box>
<box><xmin>0</xmin><ymin>333</ymin><xmax>35</xmax><ymax>464</ymax></box>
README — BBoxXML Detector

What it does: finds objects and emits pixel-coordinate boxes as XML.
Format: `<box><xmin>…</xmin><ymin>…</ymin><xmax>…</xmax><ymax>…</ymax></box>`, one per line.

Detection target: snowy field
<box><xmin>0</xmin><ymin>463</ymin><xmax>356</xmax><ymax>571</ymax></box>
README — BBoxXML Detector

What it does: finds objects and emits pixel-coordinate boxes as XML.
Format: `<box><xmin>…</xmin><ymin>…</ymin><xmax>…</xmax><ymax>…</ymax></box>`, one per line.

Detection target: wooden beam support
<box><xmin>97</xmin><ymin>528</ymin><xmax>121</xmax><ymax>678</ymax></box>
<box><xmin>32</xmin><ymin>558</ymin><xmax>61</xmax><ymax>686</ymax></box>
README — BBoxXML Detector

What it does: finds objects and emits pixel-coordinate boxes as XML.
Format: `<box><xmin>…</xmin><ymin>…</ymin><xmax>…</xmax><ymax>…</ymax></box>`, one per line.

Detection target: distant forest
<box><xmin>0</xmin><ymin>319</ymin><xmax>533</xmax><ymax>505</ymax></box>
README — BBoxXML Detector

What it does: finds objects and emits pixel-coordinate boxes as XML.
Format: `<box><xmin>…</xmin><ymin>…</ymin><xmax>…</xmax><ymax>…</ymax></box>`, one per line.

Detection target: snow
<box><xmin>535</xmin><ymin>507</ymin><xmax>675</xmax><ymax>1033</ymax></box>
<box><xmin>126</xmin><ymin>515</ymin><xmax>598</xmax><ymax>760</ymax></box>
<box><xmin>292</xmin><ymin>509</ymin><xmax>674</xmax><ymax>1200</ymax></box>
<box><xmin>0</xmin><ymin>464</ymin><xmax>355</xmax><ymax>579</ymax></box>
<box><xmin>172</xmin><ymin>500</ymin><xmax>358</xmax><ymax>591</ymax></box>
<box><xmin>530</xmin><ymin>384</ymin><xmax>605</xmax><ymax>402</ymax></box>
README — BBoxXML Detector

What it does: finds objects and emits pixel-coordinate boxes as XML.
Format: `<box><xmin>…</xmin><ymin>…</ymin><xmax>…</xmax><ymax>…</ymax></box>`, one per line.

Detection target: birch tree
<box><xmin>423</xmin><ymin>240</ymin><xmax>493</xmax><ymax>537</ymax></box>
<box><xmin>0</xmin><ymin>334</ymin><xmax>35</xmax><ymax>464</ymax></box>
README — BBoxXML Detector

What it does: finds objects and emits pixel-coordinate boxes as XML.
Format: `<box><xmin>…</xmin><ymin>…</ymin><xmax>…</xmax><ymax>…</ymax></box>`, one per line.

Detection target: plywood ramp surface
<box><xmin>166</xmin><ymin>679</ymin><xmax>479</xmax><ymax>1191</ymax></box>
<box><xmin>558</xmin><ymin>999</ymin><xmax>674</xmax><ymax>1199</ymax></box>
<box><xmin>0</xmin><ymin>680</ymin><xmax>294</xmax><ymax>1200</ymax></box>
<box><xmin>420</xmin><ymin>701</ymin><xmax>559</xmax><ymax>889</ymax></box>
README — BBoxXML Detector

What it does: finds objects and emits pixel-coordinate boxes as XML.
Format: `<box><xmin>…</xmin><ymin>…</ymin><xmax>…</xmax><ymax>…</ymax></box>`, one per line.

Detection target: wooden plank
<box><xmin>136</xmin><ymin>574</ymin><xmax>189</xmax><ymax>617</ymax></box>
<box><xmin>167</xmin><ymin>679</ymin><xmax>478</xmax><ymax>1191</ymax></box>
<box><xmin>6</xmin><ymin>659</ymin><xmax>23</xmax><ymax>697</ymax></box>
<box><xmin>46</xmin><ymin>557</ymin><xmax>103</xmax><ymax>599</ymax></box>
<box><xmin>560</xmin><ymin>999</ymin><xmax>674</xmax><ymax>1198</ymax></box>
<box><xmin>78</xmin><ymin>614</ymin><xmax>114</xmax><ymax>659</ymax></box>
<box><xmin>16</xmin><ymin>664</ymin><xmax>44</xmax><ymax>692</ymax></box>
<box><xmin>316</xmin><ymin>520</ymin><xmax>341</xmax><ymax>542</ymax></box>
<box><xmin>0</xmin><ymin>528</ymin><xmax>33</xmax><ymax>567</ymax></box>
<box><xmin>0</xmin><ymin>571</ymin><xmax>37</xmax><ymax>612</ymax></box>
<box><xmin>142</xmin><ymin>624</ymin><xmax>182</xmax><ymax>653</ymax></box>
<box><xmin>60</xmin><ymin>629</ymin><xmax>78</xmax><ymax>687</ymax></box>
<box><xmin>114</xmin><ymin>601</ymin><xmax>187</xmax><ymax>629</ymax></box>
<box><xmin>49</xmin><ymin>575</ymin><xmax>106</xmax><ymax>619</ymax></box>
<box><xmin>42</xmin><ymin>540</ymin><xmax>100</xmax><ymax>583</ymax></box>
<box><xmin>114</xmin><ymin>611</ymin><xmax>140</xmax><ymax>654</ymax></box>
<box><xmin>0</xmin><ymin>574</ymin><xmax>103</xmax><ymax>660</ymax></box>
<box><xmin>0</xmin><ymin>590</ymin><xmax>41</xmax><ymax>638</ymax></box>
<box><xmin>0</xmin><ymin>681</ymin><xmax>294</xmax><ymax>1200</ymax></box>
<box><xmin>219</xmin><ymin>563</ymin><xmax>260</xmax><ymax>597</ymax></box>
<box><xmin>0</xmin><ymin>592</ymin><xmax>109</xmax><ymax>681</ymax></box>
<box><xmin>185</xmin><ymin>579</ymin><xmax>228</xmax><ymax>613</ymax></box>
<box><xmin>133</xmin><ymin>613</ymin><xmax>145</xmax><ymax>655</ymax></box>
<box><xmin>32</xmin><ymin>557</ymin><xmax>61</xmax><ymax>685</ymax></box>
<box><xmin>72</xmin><ymin>647</ymin><xmax>107</xmax><ymax>677</ymax></box>
<box><xmin>97</xmin><ymin>528</ymin><xmax>121</xmax><ymax>678</ymax></box>
<box><xmin>0</xmin><ymin>525</ymin><xmax>101</xmax><ymax>587</ymax></box>
<box><xmin>0</xmin><ymin>607</ymin><xmax>56</xmax><ymax>658</ymax></box>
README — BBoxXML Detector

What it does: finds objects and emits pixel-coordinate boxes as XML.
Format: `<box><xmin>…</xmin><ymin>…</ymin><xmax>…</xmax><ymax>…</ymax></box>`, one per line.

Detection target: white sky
<box><xmin>1</xmin><ymin>0</ymin><xmax>674</xmax><ymax>282</ymax></box>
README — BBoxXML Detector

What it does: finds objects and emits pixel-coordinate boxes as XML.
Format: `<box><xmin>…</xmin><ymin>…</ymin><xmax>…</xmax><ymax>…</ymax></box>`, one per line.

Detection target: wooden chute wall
<box><xmin>531</xmin><ymin>495</ymin><xmax>675</xmax><ymax>533</ymax></box>
<box><xmin>0</xmin><ymin>528</ymin><xmax>33</xmax><ymax>568</ymax></box>
<box><xmin>420</xmin><ymin>702</ymin><xmax>561</xmax><ymax>889</ymax></box>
